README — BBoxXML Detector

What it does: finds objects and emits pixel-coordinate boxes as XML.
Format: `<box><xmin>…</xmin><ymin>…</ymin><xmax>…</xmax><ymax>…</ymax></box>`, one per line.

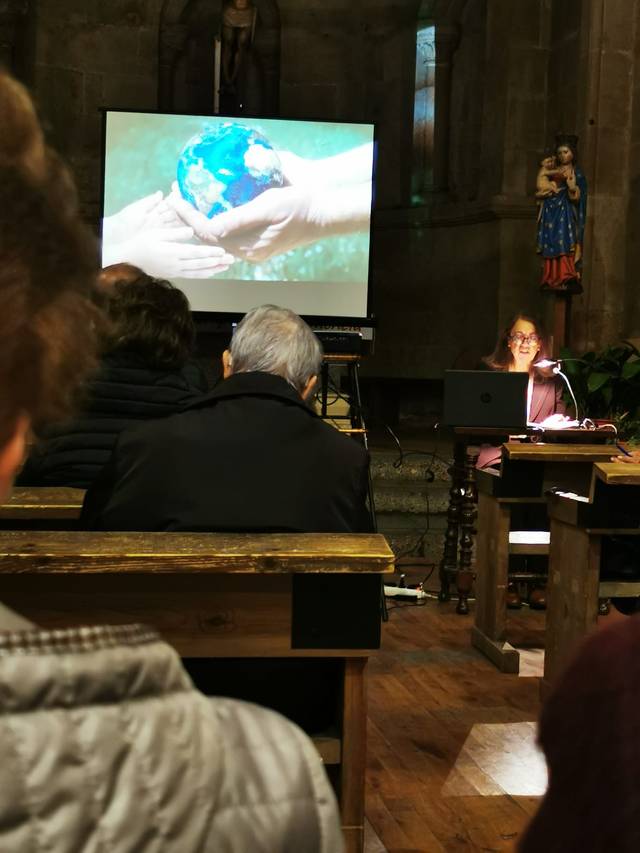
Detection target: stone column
<box><xmin>158</xmin><ymin>23</ymin><xmax>189</xmax><ymax>111</ymax></box>
<box><xmin>474</xmin><ymin>0</ymin><xmax>551</xmax><ymax>328</ymax></box>
<box><xmin>432</xmin><ymin>24</ymin><xmax>459</xmax><ymax>193</ymax></box>
<box><xmin>566</xmin><ymin>0</ymin><xmax>639</xmax><ymax>350</ymax></box>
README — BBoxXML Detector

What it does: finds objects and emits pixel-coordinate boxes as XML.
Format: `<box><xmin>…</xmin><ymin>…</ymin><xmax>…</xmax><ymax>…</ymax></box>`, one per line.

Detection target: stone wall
<box><xmin>9</xmin><ymin>0</ymin><xmax>640</xmax><ymax>382</ymax></box>
<box><xmin>547</xmin><ymin>0</ymin><xmax>640</xmax><ymax>348</ymax></box>
<box><xmin>32</xmin><ymin>0</ymin><xmax>163</xmax><ymax>221</ymax></box>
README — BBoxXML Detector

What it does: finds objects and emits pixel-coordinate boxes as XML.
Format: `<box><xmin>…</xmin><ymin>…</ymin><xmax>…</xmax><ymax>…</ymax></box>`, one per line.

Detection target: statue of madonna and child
<box><xmin>535</xmin><ymin>133</ymin><xmax>588</xmax><ymax>292</ymax></box>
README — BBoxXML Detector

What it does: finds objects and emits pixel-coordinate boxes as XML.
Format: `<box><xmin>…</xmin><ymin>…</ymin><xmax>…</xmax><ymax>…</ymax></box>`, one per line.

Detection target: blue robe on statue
<box><xmin>536</xmin><ymin>167</ymin><xmax>587</xmax><ymax>288</ymax></box>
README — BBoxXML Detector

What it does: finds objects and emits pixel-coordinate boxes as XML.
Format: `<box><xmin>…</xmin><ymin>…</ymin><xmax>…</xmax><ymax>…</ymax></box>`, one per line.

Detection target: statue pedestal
<box><xmin>542</xmin><ymin>286</ymin><xmax>580</xmax><ymax>354</ymax></box>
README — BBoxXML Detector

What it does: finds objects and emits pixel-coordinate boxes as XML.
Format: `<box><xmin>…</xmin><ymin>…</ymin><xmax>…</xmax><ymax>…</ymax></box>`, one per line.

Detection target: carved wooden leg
<box><xmin>439</xmin><ymin>440</ymin><xmax>465</xmax><ymax>602</ymax></box>
<box><xmin>456</xmin><ymin>445</ymin><xmax>479</xmax><ymax>615</ymax></box>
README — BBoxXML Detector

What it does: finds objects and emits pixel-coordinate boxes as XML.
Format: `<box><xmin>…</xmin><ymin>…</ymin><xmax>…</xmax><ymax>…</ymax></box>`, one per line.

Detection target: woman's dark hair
<box><xmin>483</xmin><ymin>313</ymin><xmax>553</xmax><ymax>379</ymax></box>
<box><xmin>0</xmin><ymin>72</ymin><xmax>104</xmax><ymax>448</ymax></box>
<box><xmin>106</xmin><ymin>277</ymin><xmax>195</xmax><ymax>370</ymax></box>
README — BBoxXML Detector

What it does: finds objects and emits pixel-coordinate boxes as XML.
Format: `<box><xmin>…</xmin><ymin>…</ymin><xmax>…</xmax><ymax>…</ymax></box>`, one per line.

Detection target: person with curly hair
<box><xmin>18</xmin><ymin>274</ymin><xmax>208</xmax><ymax>488</ymax></box>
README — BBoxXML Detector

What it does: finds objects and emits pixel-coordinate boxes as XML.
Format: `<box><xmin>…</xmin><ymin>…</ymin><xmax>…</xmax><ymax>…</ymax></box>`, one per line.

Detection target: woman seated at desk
<box><xmin>477</xmin><ymin>313</ymin><xmax>568</xmax><ymax>469</ymax></box>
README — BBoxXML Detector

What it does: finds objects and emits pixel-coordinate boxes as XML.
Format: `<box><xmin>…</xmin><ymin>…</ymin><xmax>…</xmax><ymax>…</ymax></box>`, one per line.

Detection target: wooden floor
<box><xmin>365</xmin><ymin>600</ymin><xmax>546</xmax><ymax>853</ymax></box>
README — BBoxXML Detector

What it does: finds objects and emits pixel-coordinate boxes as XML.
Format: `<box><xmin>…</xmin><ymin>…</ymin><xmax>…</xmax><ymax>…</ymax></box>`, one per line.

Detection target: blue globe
<box><xmin>177</xmin><ymin>123</ymin><xmax>284</xmax><ymax>219</ymax></box>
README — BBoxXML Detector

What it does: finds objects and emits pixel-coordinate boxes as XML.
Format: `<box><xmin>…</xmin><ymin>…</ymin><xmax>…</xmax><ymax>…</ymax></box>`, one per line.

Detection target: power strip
<box><xmin>384</xmin><ymin>585</ymin><xmax>427</xmax><ymax>600</ymax></box>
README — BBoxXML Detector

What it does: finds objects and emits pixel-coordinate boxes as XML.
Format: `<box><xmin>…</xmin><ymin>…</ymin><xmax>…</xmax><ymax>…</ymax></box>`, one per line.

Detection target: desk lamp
<box><xmin>534</xmin><ymin>358</ymin><xmax>580</xmax><ymax>422</ymax></box>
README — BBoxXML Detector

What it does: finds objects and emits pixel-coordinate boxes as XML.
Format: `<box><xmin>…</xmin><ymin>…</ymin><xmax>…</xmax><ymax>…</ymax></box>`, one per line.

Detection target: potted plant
<box><xmin>560</xmin><ymin>342</ymin><xmax>640</xmax><ymax>441</ymax></box>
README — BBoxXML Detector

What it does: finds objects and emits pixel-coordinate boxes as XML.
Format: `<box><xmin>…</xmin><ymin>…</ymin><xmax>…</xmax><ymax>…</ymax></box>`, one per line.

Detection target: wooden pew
<box><xmin>544</xmin><ymin>462</ymin><xmax>640</xmax><ymax>697</ymax></box>
<box><xmin>472</xmin><ymin>443</ymin><xmax>616</xmax><ymax>673</ymax></box>
<box><xmin>0</xmin><ymin>487</ymin><xmax>85</xmax><ymax>522</ymax></box>
<box><xmin>0</xmin><ymin>529</ymin><xmax>394</xmax><ymax>853</ymax></box>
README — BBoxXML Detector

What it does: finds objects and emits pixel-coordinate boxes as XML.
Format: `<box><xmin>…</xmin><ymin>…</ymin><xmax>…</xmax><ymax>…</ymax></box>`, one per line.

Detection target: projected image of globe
<box><xmin>177</xmin><ymin>123</ymin><xmax>284</xmax><ymax>219</ymax></box>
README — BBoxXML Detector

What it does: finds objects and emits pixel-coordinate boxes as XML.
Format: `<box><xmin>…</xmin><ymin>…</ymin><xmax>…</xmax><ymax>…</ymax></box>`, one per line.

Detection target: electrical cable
<box><xmin>320</xmin><ymin>371</ymin><xmax>455</xmax><ymax>569</ymax></box>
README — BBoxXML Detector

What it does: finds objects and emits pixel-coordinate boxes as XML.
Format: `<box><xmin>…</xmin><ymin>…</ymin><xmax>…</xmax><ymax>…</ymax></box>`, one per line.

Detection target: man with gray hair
<box><xmin>223</xmin><ymin>304</ymin><xmax>322</xmax><ymax>399</ymax></box>
<box><xmin>82</xmin><ymin>305</ymin><xmax>371</xmax><ymax>533</ymax></box>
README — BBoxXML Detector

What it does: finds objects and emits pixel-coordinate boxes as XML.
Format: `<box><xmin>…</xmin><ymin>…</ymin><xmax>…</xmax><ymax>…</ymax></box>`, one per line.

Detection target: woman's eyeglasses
<box><xmin>509</xmin><ymin>333</ymin><xmax>541</xmax><ymax>345</ymax></box>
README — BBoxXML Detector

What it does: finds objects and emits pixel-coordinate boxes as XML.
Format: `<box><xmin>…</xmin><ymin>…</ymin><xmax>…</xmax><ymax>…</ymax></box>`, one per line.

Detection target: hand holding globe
<box><xmin>172</xmin><ymin>124</ymin><xmax>373</xmax><ymax>264</ymax></box>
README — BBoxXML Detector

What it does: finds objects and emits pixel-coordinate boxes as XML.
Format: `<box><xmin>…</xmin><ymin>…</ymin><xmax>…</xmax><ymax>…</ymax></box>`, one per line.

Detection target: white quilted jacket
<box><xmin>0</xmin><ymin>622</ymin><xmax>344</xmax><ymax>853</ymax></box>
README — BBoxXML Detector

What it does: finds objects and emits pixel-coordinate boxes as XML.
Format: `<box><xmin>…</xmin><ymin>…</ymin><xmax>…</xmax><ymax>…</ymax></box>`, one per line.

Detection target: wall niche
<box><xmin>159</xmin><ymin>0</ymin><xmax>280</xmax><ymax>116</ymax></box>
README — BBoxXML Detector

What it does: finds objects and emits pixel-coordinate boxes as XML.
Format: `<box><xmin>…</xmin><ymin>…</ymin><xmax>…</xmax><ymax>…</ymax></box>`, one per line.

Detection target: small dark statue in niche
<box><xmin>221</xmin><ymin>0</ymin><xmax>257</xmax><ymax>98</ymax></box>
<box><xmin>535</xmin><ymin>133</ymin><xmax>588</xmax><ymax>292</ymax></box>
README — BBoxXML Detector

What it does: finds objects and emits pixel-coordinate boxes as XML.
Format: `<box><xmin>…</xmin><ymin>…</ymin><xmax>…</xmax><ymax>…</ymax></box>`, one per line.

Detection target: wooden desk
<box><xmin>0</xmin><ymin>530</ymin><xmax>394</xmax><ymax>853</ymax></box>
<box><xmin>439</xmin><ymin>428</ymin><xmax>614</xmax><ymax>614</ymax></box>
<box><xmin>472</xmin><ymin>443</ymin><xmax>617</xmax><ymax>672</ymax></box>
<box><xmin>544</xmin><ymin>463</ymin><xmax>640</xmax><ymax>696</ymax></box>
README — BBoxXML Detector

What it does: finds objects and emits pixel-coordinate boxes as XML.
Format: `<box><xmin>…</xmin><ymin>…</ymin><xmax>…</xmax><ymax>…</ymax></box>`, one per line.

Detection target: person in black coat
<box><xmin>81</xmin><ymin>304</ymin><xmax>371</xmax><ymax>534</ymax></box>
<box><xmin>18</xmin><ymin>275</ymin><xmax>207</xmax><ymax>489</ymax></box>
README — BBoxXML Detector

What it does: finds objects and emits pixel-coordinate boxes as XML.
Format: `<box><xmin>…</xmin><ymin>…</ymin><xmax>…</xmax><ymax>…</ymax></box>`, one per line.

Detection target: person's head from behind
<box><xmin>0</xmin><ymin>71</ymin><xmax>101</xmax><ymax>500</ymax></box>
<box><xmin>98</xmin><ymin>262</ymin><xmax>145</xmax><ymax>293</ymax></box>
<box><xmin>485</xmin><ymin>313</ymin><xmax>551</xmax><ymax>376</ymax></box>
<box><xmin>106</xmin><ymin>276</ymin><xmax>196</xmax><ymax>370</ymax></box>
<box><xmin>224</xmin><ymin>304</ymin><xmax>322</xmax><ymax>399</ymax></box>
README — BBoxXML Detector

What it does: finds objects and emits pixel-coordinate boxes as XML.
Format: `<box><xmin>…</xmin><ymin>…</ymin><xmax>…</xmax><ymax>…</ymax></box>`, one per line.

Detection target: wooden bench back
<box><xmin>0</xmin><ymin>530</ymin><xmax>394</xmax><ymax>658</ymax></box>
<box><xmin>0</xmin><ymin>530</ymin><xmax>394</xmax><ymax>574</ymax></box>
<box><xmin>0</xmin><ymin>487</ymin><xmax>85</xmax><ymax>521</ymax></box>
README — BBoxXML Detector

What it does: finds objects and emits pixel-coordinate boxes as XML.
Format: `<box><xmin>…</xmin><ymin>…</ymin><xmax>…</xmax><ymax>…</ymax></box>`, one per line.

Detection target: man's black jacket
<box><xmin>81</xmin><ymin>371</ymin><xmax>372</xmax><ymax>533</ymax></box>
<box><xmin>18</xmin><ymin>351</ymin><xmax>207</xmax><ymax>489</ymax></box>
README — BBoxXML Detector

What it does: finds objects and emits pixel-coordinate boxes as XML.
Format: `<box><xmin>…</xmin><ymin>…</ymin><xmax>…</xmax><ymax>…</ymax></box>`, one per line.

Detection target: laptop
<box><xmin>443</xmin><ymin>370</ymin><xmax>528</xmax><ymax>429</ymax></box>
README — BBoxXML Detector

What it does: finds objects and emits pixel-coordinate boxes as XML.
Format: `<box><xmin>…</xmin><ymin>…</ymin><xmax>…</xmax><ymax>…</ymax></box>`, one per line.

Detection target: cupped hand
<box><xmin>612</xmin><ymin>449</ymin><xmax>640</xmax><ymax>464</ymax></box>
<box><xmin>111</xmin><ymin>225</ymin><xmax>235</xmax><ymax>279</ymax></box>
<box><xmin>168</xmin><ymin>184</ymin><xmax>318</xmax><ymax>263</ymax></box>
<box><xmin>103</xmin><ymin>191</ymin><xmax>181</xmax><ymax>244</ymax></box>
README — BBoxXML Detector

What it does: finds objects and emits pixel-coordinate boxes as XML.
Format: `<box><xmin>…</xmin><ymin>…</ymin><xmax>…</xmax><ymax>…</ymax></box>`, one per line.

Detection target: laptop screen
<box><xmin>443</xmin><ymin>370</ymin><xmax>529</xmax><ymax>429</ymax></box>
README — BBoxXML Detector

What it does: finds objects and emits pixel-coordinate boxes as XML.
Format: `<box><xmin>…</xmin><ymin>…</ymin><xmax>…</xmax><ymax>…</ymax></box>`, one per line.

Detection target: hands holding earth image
<box><xmin>102</xmin><ymin>114</ymin><xmax>373</xmax><ymax>289</ymax></box>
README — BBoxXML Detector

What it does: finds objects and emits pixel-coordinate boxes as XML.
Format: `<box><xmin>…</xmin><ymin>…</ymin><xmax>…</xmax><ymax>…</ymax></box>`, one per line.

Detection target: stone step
<box><xmin>378</xmin><ymin>530</ymin><xmax>444</xmax><ymax>563</ymax></box>
<box><xmin>372</xmin><ymin>482</ymin><xmax>449</xmax><ymax>515</ymax></box>
<box><xmin>375</xmin><ymin>510</ymin><xmax>446</xmax><ymax>530</ymax></box>
<box><xmin>369</xmin><ymin>450</ymin><xmax>451</xmax><ymax>485</ymax></box>
<box><xmin>367</xmin><ymin>448</ymin><xmax>452</xmax><ymax>560</ymax></box>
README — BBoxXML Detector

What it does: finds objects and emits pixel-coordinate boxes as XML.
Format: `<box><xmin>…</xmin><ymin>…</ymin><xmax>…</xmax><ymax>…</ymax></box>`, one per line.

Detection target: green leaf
<box><xmin>563</xmin><ymin>359</ymin><xmax>581</xmax><ymax>376</ymax></box>
<box><xmin>601</xmin><ymin>385</ymin><xmax>613</xmax><ymax>407</ymax></box>
<box><xmin>587</xmin><ymin>372</ymin><xmax>610</xmax><ymax>393</ymax></box>
<box><xmin>622</xmin><ymin>360</ymin><xmax>640</xmax><ymax>379</ymax></box>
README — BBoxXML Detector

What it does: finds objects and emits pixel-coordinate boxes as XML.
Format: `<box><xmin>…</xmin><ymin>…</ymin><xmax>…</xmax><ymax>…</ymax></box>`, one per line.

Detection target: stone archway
<box><xmin>158</xmin><ymin>0</ymin><xmax>280</xmax><ymax>116</ymax></box>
